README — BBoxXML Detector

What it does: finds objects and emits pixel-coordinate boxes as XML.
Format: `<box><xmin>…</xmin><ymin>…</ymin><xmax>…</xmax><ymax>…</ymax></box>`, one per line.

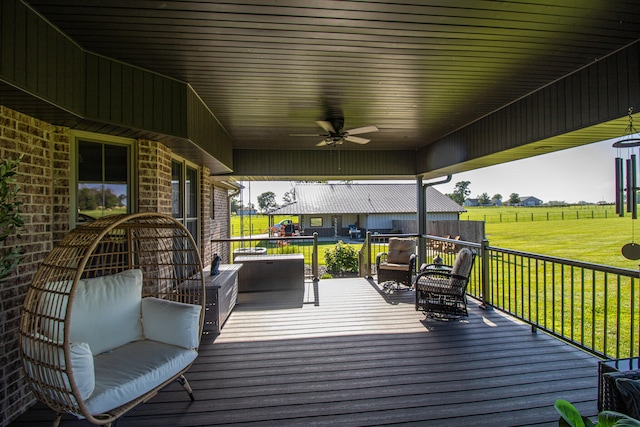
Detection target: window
<box><xmin>310</xmin><ymin>217</ymin><xmax>323</xmax><ymax>227</ymax></box>
<box><xmin>75</xmin><ymin>137</ymin><xmax>132</xmax><ymax>224</ymax></box>
<box><xmin>172</xmin><ymin>158</ymin><xmax>199</xmax><ymax>245</ymax></box>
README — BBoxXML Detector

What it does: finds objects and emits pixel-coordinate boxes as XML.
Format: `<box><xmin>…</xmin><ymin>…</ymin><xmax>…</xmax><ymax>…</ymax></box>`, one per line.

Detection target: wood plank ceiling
<box><xmin>23</xmin><ymin>1</ymin><xmax>640</xmax><ymax>154</ymax></box>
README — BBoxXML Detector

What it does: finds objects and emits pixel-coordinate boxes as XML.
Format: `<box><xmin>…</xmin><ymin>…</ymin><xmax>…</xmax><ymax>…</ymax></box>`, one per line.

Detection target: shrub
<box><xmin>320</xmin><ymin>273</ymin><xmax>333</xmax><ymax>279</ymax></box>
<box><xmin>324</xmin><ymin>240</ymin><xmax>358</xmax><ymax>274</ymax></box>
<box><xmin>0</xmin><ymin>156</ymin><xmax>24</xmax><ymax>281</ymax></box>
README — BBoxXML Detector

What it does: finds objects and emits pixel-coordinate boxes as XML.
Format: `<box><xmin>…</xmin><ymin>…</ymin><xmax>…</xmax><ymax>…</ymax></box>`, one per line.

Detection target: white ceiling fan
<box><xmin>290</xmin><ymin>118</ymin><xmax>379</xmax><ymax>147</ymax></box>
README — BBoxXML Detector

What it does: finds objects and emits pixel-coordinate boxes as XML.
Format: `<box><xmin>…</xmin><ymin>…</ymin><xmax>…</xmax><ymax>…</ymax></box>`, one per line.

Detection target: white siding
<box><xmin>367</xmin><ymin>214</ymin><xmax>416</xmax><ymax>231</ymax></box>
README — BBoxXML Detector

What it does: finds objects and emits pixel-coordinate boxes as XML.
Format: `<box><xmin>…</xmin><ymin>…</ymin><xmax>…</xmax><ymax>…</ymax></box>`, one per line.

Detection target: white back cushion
<box><xmin>70</xmin><ymin>269</ymin><xmax>144</xmax><ymax>355</ymax></box>
<box><xmin>451</xmin><ymin>248</ymin><xmax>474</xmax><ymax>277</ymax></box>
<box><xmin>141</xmin><ymin>297</ymin><xmax>202</xmax><ymax>350</ymax></box>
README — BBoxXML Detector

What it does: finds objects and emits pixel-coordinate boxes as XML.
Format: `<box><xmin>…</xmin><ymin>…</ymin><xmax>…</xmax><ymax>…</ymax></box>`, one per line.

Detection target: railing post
<box><xmin>366</xmin><ymin>231</ymin><xmax>372</xmax><ymax>278</ymax></box>
<box><xmin>312</xmin><ymin>232</ymin><xmax>319</xmax><ymax>279</ymax></box>
<box><xmin>480</xmin><ymin>237</ymin><xmax>492</xmax><ymax>310</ymax></box>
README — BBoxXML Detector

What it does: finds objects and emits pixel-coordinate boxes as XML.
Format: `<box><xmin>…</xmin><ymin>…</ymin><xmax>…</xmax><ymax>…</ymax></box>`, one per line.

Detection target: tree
<box><xmin>230</xmin><ymin>196</ymin><xmax>240</xmax><ymax>214</ymax></box>
<box><xmin>283</xmin><ymin>188</ymin><xmax>295</xmax><ymax>204</ymax></box>
<box><xmin>509</xmin><ymin>192</ymin><xmax>521</xmax><ymax>205</ymax></box>
<box><xmin>257</xmin><ymin>191</ymin><xmax>277</xmax><ymax>213</ymax></box>
<box><xmin>78</xmin><ymin>187</ymin><xmax>99</xmax><ymax>210</ymax></box>
<box><xmin>103</xmin><ymin>188</ymin><xmax>120</xmax><ymax>209</ymax></box>
<box><xmin>447</xmin><ymin>181</ymin><xmax>471</xmax><ymax>205</ymax></box>
<box><xmin>492</xmin><ymin>194</ymin><xmax>502</xmax><ymax>204</ymax></box>
<box><xmin>478</xmin><ymin>193</ymin><xmax>491</xmax><ymax>205</ymax></box>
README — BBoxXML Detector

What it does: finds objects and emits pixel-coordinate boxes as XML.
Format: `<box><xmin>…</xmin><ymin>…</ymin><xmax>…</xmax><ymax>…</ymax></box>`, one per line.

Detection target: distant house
<box><xmin>464</xmin><ymin>198</ymin><xmax>480</xmax><ymax>207</ymax></box>
<box><xmin>268</xmin><ymin>183</ymin><xmax>465</xmax><ymax>237</ymax></box>
<box><xmin>520</xmin><ymin>196</ymin><xmax>543</xmax><ymax>206</ymax></box>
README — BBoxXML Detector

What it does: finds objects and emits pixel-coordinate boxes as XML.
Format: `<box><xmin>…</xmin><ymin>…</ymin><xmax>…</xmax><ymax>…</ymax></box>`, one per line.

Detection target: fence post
<box><xmin>312</xmin><ymin>232</ymin><xmax>319</xmax><ymax>279</ymax></box>
<box><xmin>480</xmin><ymin>237</ymin><xmax>492</xmax><ymax>310</ymax></box>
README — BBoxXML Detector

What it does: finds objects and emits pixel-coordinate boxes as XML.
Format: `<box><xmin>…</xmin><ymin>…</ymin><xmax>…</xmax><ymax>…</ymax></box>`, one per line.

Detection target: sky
<box><xmin>238</xmin><ymin>138</ymin><xmax>622</xmax><ymax>207</ymax></box>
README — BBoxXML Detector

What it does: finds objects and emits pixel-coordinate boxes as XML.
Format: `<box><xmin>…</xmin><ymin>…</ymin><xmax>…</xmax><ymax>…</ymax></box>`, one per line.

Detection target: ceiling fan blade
<box><xmin>289</xmin><ymin>133</ymin><xmax>323</xmax><ymax>137</ymax></box>
<box><xmin>316</xmin><ymin>120</ymin><xmax>335</xmax><ymax>133</ymax></box>
<box><xmin>345</xmin><ymin>135</ymin><xmax>370</xmax><ymax>144</ymax></box>
<box><xmin>316</xmin><ymin>140</ymin><xmax>329</xmax><ymax>147</ymax></box>
<box><xmin>345</xmin><ymin>125</ymin><xmax>378</xmax><ymax>135</ymax></box>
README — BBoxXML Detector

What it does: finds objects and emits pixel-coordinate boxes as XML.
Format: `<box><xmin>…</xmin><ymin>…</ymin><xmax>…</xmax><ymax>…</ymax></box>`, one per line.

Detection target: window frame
<box><xmin>310</xmin><ymin>217</ymin><xmax>323</xmax><ymax>227</ymax></box>
<box><xmin>70</xmin><ymin>131</ymin><xmax>136</xmax><ymax>228</ymax></box>
<box><xmin>171</xmin><ymin>155</ymin><xmax>200</xmax><ymax>245</ymax></box>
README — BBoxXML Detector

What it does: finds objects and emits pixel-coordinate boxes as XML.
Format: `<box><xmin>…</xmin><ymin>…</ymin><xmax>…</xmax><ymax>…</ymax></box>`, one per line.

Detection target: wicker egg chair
<box><xmin>19</xmin><ymin>213</ymin><xmax>206</xmax><ymax>426</ymax></box>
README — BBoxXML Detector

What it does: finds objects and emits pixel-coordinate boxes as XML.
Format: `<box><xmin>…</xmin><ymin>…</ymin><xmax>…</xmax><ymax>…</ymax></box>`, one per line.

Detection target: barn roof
<box><xmin>269</xmin><ymin>183</ymin><xmax>465</xmax><ymax>215</ymax></box>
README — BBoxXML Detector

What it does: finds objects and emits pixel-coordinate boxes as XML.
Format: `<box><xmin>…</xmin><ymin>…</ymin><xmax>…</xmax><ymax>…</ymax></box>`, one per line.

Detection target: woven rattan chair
<box><xmin>600</xmin><ymin>368</ymin><xmax>640</xmax><ymax>418</ymax></box>
<box><xmin>414</xmin><ymin>247</ymin><xmax>476</xmax><ymax>317</ymax></box>
<box><xmin>376</xmin><ymin>237</ymin><xmax>417</xmax><ymax>291</ymax></box>
<box><xmin>19</xmin><ymin>213</ymin><xmax>205</xmax><ymax>427</ymax></box>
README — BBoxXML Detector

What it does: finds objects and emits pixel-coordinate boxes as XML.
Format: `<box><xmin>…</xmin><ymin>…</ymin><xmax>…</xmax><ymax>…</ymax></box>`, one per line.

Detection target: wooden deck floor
<box><xmin>11</xmin><ymin>277</ymin><xmax>600</xmax><ymax>427</ymax></box>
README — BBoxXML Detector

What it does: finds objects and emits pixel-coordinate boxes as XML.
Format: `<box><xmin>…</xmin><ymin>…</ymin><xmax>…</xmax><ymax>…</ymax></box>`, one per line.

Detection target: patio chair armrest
<box><xmin>376</xmin><ymin>252</ymin><xmax>388</xmax><ymax>267</ymax></box>
<box><xmin>415</xmin><ymin>269</ymin><xmax>453</xmax><ymax>281</ymax></box>
<box><xmin>409</xmin><ymin>254</ymin><xmax>417</xmax><ymax>272</ymax></box>
<box><xmin>419</xmin><ymin>263</ymin><xmax>453</xmax><ymax>272</ymax></box>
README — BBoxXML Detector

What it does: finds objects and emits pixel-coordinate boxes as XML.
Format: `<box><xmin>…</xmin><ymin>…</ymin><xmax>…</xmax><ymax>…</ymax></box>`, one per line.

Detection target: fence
<box><xmin>460</xmin><ymin>208</ymin><xmax>614</xmax><ymax>223</ymax></box>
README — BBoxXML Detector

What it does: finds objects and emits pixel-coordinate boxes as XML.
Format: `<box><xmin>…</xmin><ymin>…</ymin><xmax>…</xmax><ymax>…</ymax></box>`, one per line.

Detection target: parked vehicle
<box><xmin>272</xmin><ymin>219</ymin><xmax>299</xmax><ymax>236</ymax></box>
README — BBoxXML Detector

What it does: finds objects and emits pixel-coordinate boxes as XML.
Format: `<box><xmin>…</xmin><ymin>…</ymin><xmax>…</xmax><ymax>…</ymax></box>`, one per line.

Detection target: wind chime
<box><xmin>613</xmin><ymin>107</ymin><xmax>640</xmax><ymax>260</ymax></box>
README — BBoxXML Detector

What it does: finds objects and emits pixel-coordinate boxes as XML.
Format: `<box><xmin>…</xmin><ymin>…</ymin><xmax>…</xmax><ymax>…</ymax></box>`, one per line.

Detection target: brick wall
<box><xmin>0</xmin><ymin>106</ymin><xmax>231</xmax><ymax>426</ymax></box>
<box><xmin>211</xmin><ymin>185</ymin><xmax>232</xmax><ymax>263</ymax></box>
<box><xmin>138</xmin><ymin>139</ymin><xmax>172</xmax><ymax>215</ymax></box>
<box><xmin>0</xmin><ymin>106</ymin><xmax>70</xmax><ymax>426</ymax></box>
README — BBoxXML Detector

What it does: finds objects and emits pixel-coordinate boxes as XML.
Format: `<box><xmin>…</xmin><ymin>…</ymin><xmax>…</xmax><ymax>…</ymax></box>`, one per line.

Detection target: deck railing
<box><xmin>481</xmin><ymin>244</ymin><xmax>639</xmax><ymax>360</ymax></box>
<box><xmin>215</xmin><ymin>233</ymin><xmax>638</xmax><ymax>360</ymax></box>
<box><xmin>363</xmin><ymin>233</ymin><xmax>640</xmax><ymax>360</ymax></box>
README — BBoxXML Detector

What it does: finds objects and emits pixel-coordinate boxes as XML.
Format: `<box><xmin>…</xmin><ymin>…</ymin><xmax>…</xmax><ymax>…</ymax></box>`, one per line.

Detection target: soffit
<box><xmin>24</xmin><ymin>1</ymin><xmax>640</xmax><ymax>154</ymax></box>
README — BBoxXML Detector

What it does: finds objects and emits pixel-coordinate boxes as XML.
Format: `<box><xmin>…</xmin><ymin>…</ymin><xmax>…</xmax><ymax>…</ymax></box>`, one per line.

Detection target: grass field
<box><xmin>231</xmin><ymin>206</ymin><xmax>640</xmax><ymax>270</ymax></box>
<box><xmin>79</xmin><ymin>207</ymin><xmax>128</xmax><ymax>219</ymax></box>
<box><xmin>468</xmin><ymin>206</ymin><xmax>638</xmax><ymax>270</ymax></box>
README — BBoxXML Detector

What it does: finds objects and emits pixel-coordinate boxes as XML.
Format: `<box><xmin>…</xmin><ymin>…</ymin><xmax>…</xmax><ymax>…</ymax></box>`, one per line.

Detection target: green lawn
<box><xmin>229</xmin><ymin>207</ymin><xmax>639</xmax><ymax>270</ymax></box>
<box><xmin>79</xmin><ymin>207</ymin><xmax>128</xmax><ymax>218</ymax></box>
<box><xmin>465</xmin><ymin>206</ymin><xmax>638</xmax><ymax>270</ymax></box>
<box><xmin>230</xmin><ymin>214</ymin><xmax>295</xmax><ymax>236</ymax></box>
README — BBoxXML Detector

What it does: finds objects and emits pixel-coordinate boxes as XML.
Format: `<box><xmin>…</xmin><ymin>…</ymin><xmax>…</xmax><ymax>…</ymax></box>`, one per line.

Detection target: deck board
<box><xmin>10</xmin><ymin>277</ymin><xmax>599</xmax><ymax>427</ymax></box>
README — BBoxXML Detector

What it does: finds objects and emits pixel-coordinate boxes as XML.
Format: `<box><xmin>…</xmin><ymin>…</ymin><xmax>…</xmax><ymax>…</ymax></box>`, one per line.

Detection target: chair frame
<box><xmin>19</xmin><ymin>213</ymin><xmax>206</xmax><ymax>427</ymax></box>
<box><xmin>414</xmin><ymin>249</ymin><xmax>476</xmax><ymax>317</ymax></box>
<box><xmin>376</xmin><ymin>251</ymin><xmax>417</xmax><ymax>291</ymax></box>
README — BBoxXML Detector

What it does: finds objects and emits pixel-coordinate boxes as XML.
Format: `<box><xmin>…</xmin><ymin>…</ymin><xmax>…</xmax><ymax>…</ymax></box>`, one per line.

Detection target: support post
<box><xmin>479</xmin><ymin>237</ymin><xmax>492</xmax><ymax>310</ymax></box>
<box><xmin>416</xmin><ymin>176</ymin><xmax>426</xmax><ymax>270</ymax></box>
<box><xmin>312</xmin><ymin>232</ymin><xmax>319</xmax><ymax>279</ymax></box>
<box><xmin>366</xmin><ymin>231</ymin><xmax>372</xmax><ymax>278</ymax></box>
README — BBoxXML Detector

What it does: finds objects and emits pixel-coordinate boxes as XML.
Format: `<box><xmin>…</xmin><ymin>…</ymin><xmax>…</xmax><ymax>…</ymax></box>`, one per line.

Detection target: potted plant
<box><xmin>555</xmin><ymin>399</ymin><xmax>640</xmax><ymax>427</ymax></box>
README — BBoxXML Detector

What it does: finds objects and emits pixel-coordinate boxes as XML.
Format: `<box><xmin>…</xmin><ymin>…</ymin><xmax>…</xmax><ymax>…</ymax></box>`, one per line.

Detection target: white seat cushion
<box><xmin>85</xmin><ymin>340</ymin><xmax>197</xmax><ymax>415</ymax></box>
<box><xmin>379</xmin><ymin>263</ymin><xmax>411</xmax><ymax>271</ymax></box>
